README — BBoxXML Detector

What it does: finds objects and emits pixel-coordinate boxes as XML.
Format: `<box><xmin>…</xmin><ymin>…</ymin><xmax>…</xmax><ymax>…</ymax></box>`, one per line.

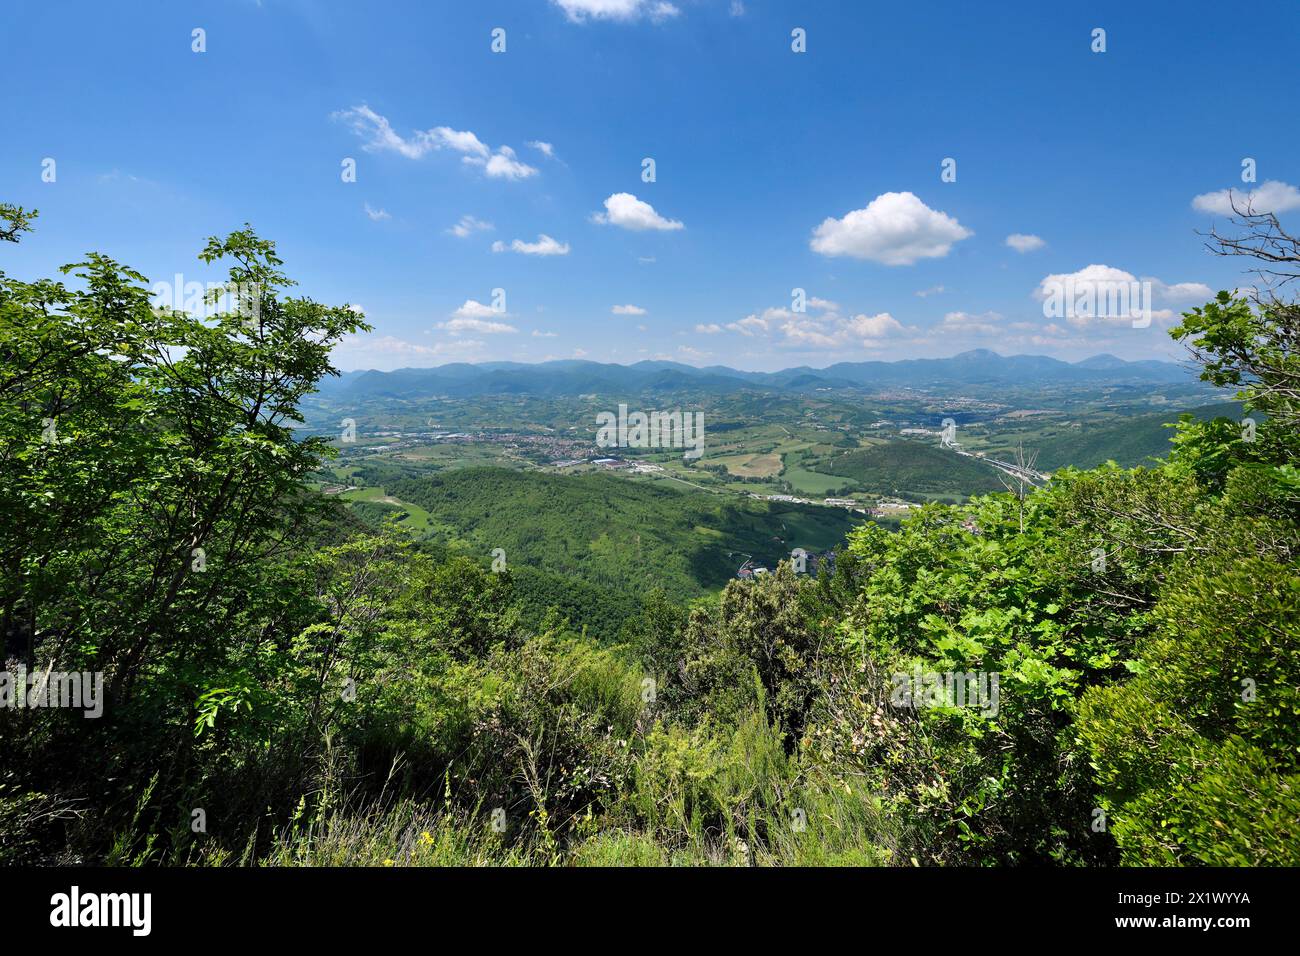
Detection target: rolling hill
<box><xmin>1029</xmin><ymin>402</ymin><xmax>1246</xmax><ymax>471</ymax></box>
<box><xmin>816</xmin><ymin>441</ymin><xmax>1007</xmax><ymax>498</ymax></box>
<box><xmin>349</xmin><ymin>467</ymin><xmax>857</xmax><ymax>633</ymax></box>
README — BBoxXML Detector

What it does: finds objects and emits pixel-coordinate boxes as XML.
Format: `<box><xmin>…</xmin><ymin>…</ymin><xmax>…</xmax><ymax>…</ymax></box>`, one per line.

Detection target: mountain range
<box><xmin>319</xmin><ymin>350</ymin><xmax>1200</xmax><ymax>400</ymax></box>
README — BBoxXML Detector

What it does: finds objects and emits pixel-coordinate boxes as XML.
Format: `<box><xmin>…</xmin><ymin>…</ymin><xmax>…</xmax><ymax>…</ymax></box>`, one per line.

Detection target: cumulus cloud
<box><xmin>450</xmin><ymin>299</ymin><xmax>501</xmax><ymax>320</ymax></box>
<box><xmin>1153</xmin><ymin>280</ymin><xmax>1213</xmax><ymax>301</ymax></box>
<box><xmin>527</xmin><ymin>141</ymin><xmax>555</xmax><ymax>158</ymax></box>
<box><xmin>1005</xmin><ymin>233</ymin><xmax>1045</xmax><ymax>253</ymax></box>
<box><xmin>591</xmin><ymin>192</ymin><xmax>684</xmax><ymax>231</ymax></box>
<box><xmin>333</xmin><ymin>106</ymin><xmax>537</xmax><ymax>180</ymax></box>
<box><xmin>440</xmin><ymin>300</ymin><xmax>516</xmax><ymax>334</ymax></box>
<box><xmin>1031</xmin><ymin>265</ymin><xmax>1206</xmax><ymax>327</ymax></box>
<box><xmin>1192</xmin><ymin>180</ymin><xmax>1300</xmax><ymax>216</ymax></box>
<box><xmin>728</xmin><ymin>302</ymin><xmax>914</xmax><ymax>351</ymax></box>
<box><xmin>847</xmin><ymin>312</ymin><xmax>907</xmax><ymax>341</ymax></box>
<box><xmin>726</xmin><ymin>314</ymin><xmax>772</xmax><ymax>336</ymax></box>
<box><xmin>915</xmin><ymin>285</ymin><xmax>945</xmax><ymax>298</ymax></box>
<box><xmin>440</xmin><ymin>317</ymin><xmax>517</xmax><ymax>335</ymax></box>
<box><xmin>810</xmin><ymin>191</ymin><xmax>972</xmax><ymax>265</ymax></box>
<box><xmin>551</xmin><ymin>0</ymin><xmax>680</xmax><ymax>22</ymax></box>
<box><xmin>695</xmin><ymin>323</ymin><xmax>723</xmax><ymax>334</ymax></box>
<box><xmin>939</xmin><ymin>310</ymin><xmax>1002</xmax><ymax>336</ymax></box>
<box><xmin>476</xmin><ymin>145</ymin><xmax>538</xmax><ymax>181</ymax></box>
<box><xmin>491</xmin><ymin>234</ymin><xmax>571</xmax><ymax>256</ymax></box>
<box><xmin>364</xmin><ymin>203</ymin><xmax>390</xmax><ymax>221</ymax></box>
<box><xmin>532</xmin><ymin>330</ymin><xmax>558</xmax><ymax>338</ymax></box>
<box><xmin>446</xmin><ymin>215</ymin><xmax>493</xmax><ymax>238</ymax></box>
<box><xmin>612</xmin><ymin>304</ymin><xmax>648</xmax><ymax>315</ymax></box>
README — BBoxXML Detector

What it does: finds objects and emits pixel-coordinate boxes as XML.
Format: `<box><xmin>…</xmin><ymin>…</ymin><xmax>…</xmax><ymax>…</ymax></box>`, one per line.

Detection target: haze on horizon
<box><xmin>330</xmin><ymin>346</ymin><xmax>1191</xmax><ymax>378</ymax></box>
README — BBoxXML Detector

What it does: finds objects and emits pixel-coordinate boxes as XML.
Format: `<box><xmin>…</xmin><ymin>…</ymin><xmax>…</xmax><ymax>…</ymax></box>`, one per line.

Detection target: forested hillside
<box><xmin>389</xmin><ymin>468</ymin><xmax>850</xmax><ymax>595</ymax></box>
<box><xmin>340</xmin><ymin>465</ymin><xmax>856</xmax><ymax>636</ymax></box>
<box><xmin>1030</xmin><ymin>401</ymin><xmax>1246</xmax><ymax>471</ymax></box>
<box><xmin>816</xmin><ymin>440</ymin><xmax>1006</xmax><ymax>497</ymax></box>
<box><xmin>1</xmin><ymin>207</ymin><xmax>1295</xmax><ymax>867</ymax></box>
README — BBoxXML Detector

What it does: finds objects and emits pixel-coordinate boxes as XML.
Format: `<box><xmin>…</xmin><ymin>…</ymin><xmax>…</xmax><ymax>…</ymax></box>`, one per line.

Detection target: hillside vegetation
<box><xmin>817</xmin><ymin>440</ymin><xmax>1006</xmax><ymax>497</ymax></box>
<box><xmin>1030</xmin><ymin>402</ymin><xmax>1246</xmax><ymax>471</ymax></box>
<box><xmin>1</xmin><ymin>210</ymin><xmax>1295</xmax><ymax>867</ymax></box>
<box><xmin>386</xmin><ymin>466</ymin><xmax>854</xmax><ymax>602</ymax></box>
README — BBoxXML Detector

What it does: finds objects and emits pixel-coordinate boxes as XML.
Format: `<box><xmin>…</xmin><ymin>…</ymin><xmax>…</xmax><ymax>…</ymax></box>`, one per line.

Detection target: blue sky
<box><xmin>5</xmin><ymin>0</ymin><xmax>1299</xmax><ymax>371</ymax></box>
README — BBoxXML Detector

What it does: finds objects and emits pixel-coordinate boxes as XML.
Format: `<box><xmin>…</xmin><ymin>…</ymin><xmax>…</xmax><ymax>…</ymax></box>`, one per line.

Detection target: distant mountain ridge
<box><xmin>318</xmin><ymin>349</ymin><xmax>1199</xmax><ymax>400</ymax></box>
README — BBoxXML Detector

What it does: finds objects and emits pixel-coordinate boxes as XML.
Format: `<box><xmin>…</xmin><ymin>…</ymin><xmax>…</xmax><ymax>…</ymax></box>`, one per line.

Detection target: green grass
<box><xmin>339</xmin><ymin>485</ymin><xmax>434</xmax><ymax>533</ymax></box>
<box><xmin>816</xmin><ymin>440</ymin><xmax>1005</xmax><ymax>497</ymax></box>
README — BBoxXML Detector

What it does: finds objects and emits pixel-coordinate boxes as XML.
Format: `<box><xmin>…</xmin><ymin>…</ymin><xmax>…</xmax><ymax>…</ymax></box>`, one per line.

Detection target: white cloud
<box><xmin>527</xmin><ymin>141</ymin><xmax>555</xmax><ymax>158</ymax></box>
<box><xmin>612</xmin><ymin>304</ymin><xmax>647</xmax><ymax>315</ymax></box>
<box><xmin>334</xmin><ymin>107</ymin><xmax>483</xmax><ymax>159</ymax></box>
<box><xmin>731</xmin><ymin>302</ymin><xmax>914</xmax><ymax>351</ymax></box>
<box><xmin>334</xmin><ymin>106</ymin><xmax>536</xmax><ymax>180</ymax></box>
<box><xmin>446</xmin><ymin>215</ymin><xmax>493</xmax><ymax>238</ymax></box>
<box><xmin>915</xmin><ymin>285</ymin><xmax>945</xmax><ymax>298</ymax></box>
<box><xmin>695</xmin><ymin>323</ymin><xmax>723</xmax><ymax>334</ymax></box>
<box><xmin>432</xmin><ymin>127</ymin><xmax>490</xmax><ymax>159</ymax></box>
<box><xmin>333</xmin><ymin>105</ymin><xmax>431</xmax><ymax>159</ymax></box>
<box><xmin>778</xmin><ymin>317</ymin><xmax>841</xmax><ymax>349</ymax></box>
<box><xmin>450</xmin><ymin>299</ymin><xmax>501</xmax><ymax>320</ymax></box>
<box><xmin>1033</xmin><ymin>265</ymin><xmax>1194</xmax><ymax>328</ymax></box>
<box><xmin>532</xmin><ymin>330</ymin><xmax>558</xmax><ymax>338</ymax></box>
<box><xmin>442</xmin><ymin>300</ymin><xmax>517</xmax><ymax>333</ymax></box>
<box><xmin>552</xmin><ymin>0</ymin><xmax>680</xmax><ymax>22</ymax></box>
<box><xmin>592</xmin><ymin>192</ymin><xmax>684</xmax><ymax>231</ymax></box>
<box><xmin>729</xmin><ymin>1</ymin><xmax>746</xmax><ymax>15</ymax></box>
<box><xmin>1192</xmin><ymin>180</ymin><xmax>1300</xmax><ymax>216</ymax></box>
<box><xmin>491</xmin><ymin>234</ymin><xmax>571</xmax><ymax>256</ymax></box>
<box><xmin>938</xmin><ymin>310</ymin><xmax>1002</xmax><ymax>336</ymax></box>
<box><xmin>847</xmin><ymin>312</ymin><xmax>906</xmax><ymax>341</ymax></box>
<box><xmin>810</xmin><ymin>191</ymin><xmax>972</xmax><ymax>265</ymax></box>
<box><xmin>1005</xmin><ymin>233</ymin><xmax>1045</xmax><ymax>253</ymax></box>
<box><xmin>475</xmin><ymin>145</ymin><xmax>538</xmax><ymax>181</ymax></box>
<box><xmin>726</xmin><ymin>311</ymin><xmax>780</xmax><ymax>335</ymax></box>
<box><xmin>1154</xmin><ymin>280</ymin><xmax>1213</xmax><ymax>301</ymax></box>
<box><xmin>808</xmin><ymin>296</ymin><xmax>840</xmax><ymax>311</ymax></box>
<box><xmin>440</xmin><ymin>316</ymin><xmax>517</xmax><ymax>335</ymax></box>
<box><xmin>363</xmin><ymin>202</ymin><xmax>390</xmax><ymax>221</ymax></box>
